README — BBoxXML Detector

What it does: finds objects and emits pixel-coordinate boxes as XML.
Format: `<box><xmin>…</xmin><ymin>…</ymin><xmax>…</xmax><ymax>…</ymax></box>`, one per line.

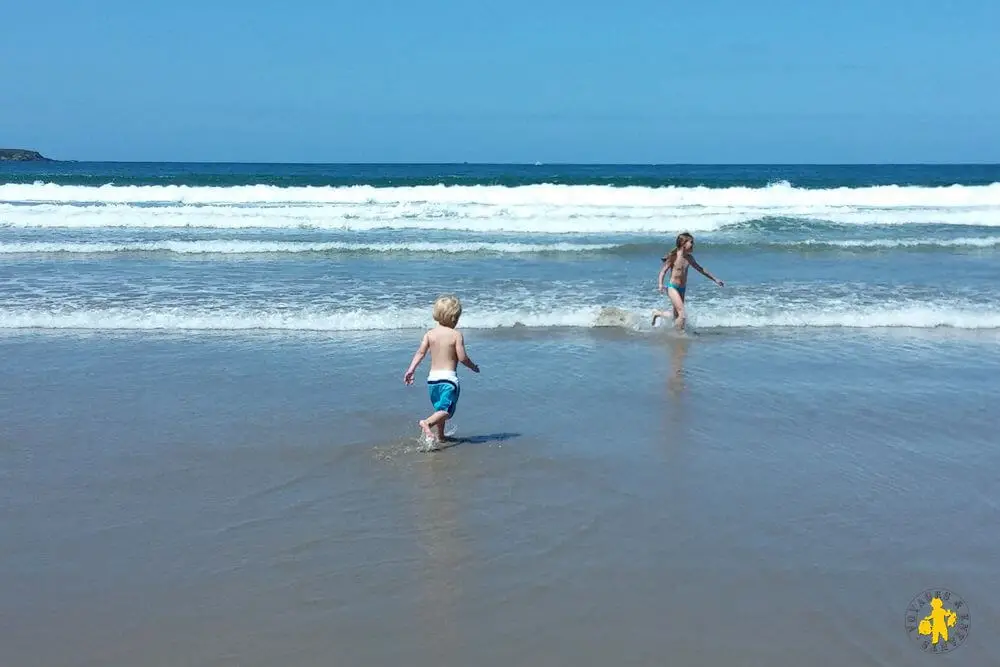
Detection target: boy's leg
<box><xmin>419</xmin><ymin>410</ymin><xmax>449</xmax><ymax>440</ymax></box>
<box><xmin>435</xmin><ymin>416</ymin><xmax>448</xmax><ymax>441</ymax></box>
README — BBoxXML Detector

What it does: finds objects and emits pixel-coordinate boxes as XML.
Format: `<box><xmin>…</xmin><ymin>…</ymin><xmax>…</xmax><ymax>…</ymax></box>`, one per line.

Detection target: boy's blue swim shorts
<box><xmin>427</xmin><ymin>371</ymin><xmax>460</xmax><ymax>417</ymax></box>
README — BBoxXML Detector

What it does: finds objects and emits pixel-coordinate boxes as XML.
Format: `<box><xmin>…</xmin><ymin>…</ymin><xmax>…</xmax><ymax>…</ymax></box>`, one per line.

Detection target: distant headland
<box><xmin>0</xmin><ymin>148</ymin><xmax>54</xmax><ymax>162</ymax></box>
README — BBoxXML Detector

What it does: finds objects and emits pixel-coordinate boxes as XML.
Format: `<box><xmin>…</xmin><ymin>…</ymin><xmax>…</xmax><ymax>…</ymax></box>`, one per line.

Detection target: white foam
<box><xmin>1</xmin><ymin>304</ymin><xmax>997</xmax><ymax>332</ymax></box>
<box><xmin>0</xmin><ymin>240</ymin><xmax>617</xmax><ymax>255</ymax></box>
<box><xmin>792</xmin><ymin>237</ymin><xmax>1000</xmax><ymax>249</ymax></box>
<box><xmin>0</xmin><ymin>202</ymin><xmax>752</xmax><ymax>233</ymax></box>
<box><xmin>0</xmin><ymin>307</ymin><xmax>605</xmax><ymax>331</ymax></box>
<box><xmin>693</xmin><ymin>305</ymin><xmax>1000</xmax><ymax>329</ymax></box>
<box><xmin>3</xmin><ymin>181</ymin><xmax>1000</xmax><ymax>232</ymax></box>
<box><xmin>0</xmin><ymin>237</ymin><xmax>996</xmax><ymax>256</ymax></box>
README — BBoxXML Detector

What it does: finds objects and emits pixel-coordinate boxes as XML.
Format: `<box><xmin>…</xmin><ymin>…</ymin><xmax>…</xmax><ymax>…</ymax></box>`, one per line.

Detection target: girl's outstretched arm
<box><xmin>688</xmin><ymin>255</ymin><xmax>724</xmax><ymax>286</ymax></box>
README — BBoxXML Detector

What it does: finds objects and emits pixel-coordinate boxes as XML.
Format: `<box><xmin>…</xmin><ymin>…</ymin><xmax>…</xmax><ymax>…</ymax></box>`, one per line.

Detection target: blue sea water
<box><xmin>1</xmin><ymin>162</ymin><xmax>999</xmax><ymax>332</ymax></box>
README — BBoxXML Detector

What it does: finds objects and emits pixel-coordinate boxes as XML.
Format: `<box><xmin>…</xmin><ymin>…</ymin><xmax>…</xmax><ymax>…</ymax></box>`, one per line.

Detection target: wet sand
<box><xmin>1</xmin><ymin>329</ymin><xmax>998</xmax><ymax>666</ymax></box>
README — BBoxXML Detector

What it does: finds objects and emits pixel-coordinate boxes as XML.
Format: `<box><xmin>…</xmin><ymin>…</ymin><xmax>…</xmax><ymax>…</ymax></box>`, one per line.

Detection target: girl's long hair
<box><xmin>663</xmin><ymin>232</ymin><xmax>694</xmax><ymax>266</ymax></box>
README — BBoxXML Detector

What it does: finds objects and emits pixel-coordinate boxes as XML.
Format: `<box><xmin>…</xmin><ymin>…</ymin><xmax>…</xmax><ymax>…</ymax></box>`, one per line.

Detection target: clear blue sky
<box><xmin>3</xmin><ymin>0</ymin><xmax>998</xmax><ymax>163</ymax></box>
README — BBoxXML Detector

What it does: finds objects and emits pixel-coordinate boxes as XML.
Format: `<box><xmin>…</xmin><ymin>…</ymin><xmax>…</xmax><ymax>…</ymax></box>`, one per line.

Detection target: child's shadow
<box><xmin>431</xmin><ymin>432</ymin><xmax>521</xmax><ymax>450</ymax></box>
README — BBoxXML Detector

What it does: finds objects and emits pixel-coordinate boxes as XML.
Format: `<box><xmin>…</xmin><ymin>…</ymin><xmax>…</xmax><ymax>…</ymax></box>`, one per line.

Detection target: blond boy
<box><xmin>403</xmin><ymin>295</ymin><xmax>480</xmax><ymax>443</ymax></box>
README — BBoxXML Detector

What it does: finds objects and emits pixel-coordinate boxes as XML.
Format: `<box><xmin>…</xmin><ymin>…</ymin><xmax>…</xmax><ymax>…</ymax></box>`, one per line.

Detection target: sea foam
<box><xmin>3</xmin><ymin>182</ymin><xmax>1000</xmax><ymax>232</ymax></box>
<box><xmin>1</xmin><ymin>304</ymin><xmax>997</xmax><ymax>332</ymax></box>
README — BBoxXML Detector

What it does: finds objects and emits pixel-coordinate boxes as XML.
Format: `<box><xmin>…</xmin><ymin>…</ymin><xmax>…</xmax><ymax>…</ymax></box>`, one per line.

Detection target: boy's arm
<box><xmin>688</xmin><ymin>255</ymin><xmax>724</xmax><ymax>286</ymax></box>
<box><xmin>403</xmin><ymin>334</ymin><xmax>430</xmax><ymax>384</ymax></box>
<box><xmin>455</xmin><ymin>331</ymin><xmax>480</xmax><ymax>373</ymax></box>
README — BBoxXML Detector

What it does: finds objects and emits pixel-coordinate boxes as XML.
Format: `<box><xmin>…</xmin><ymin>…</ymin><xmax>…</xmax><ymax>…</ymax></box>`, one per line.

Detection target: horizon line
<box><xmin>6</xmin><ymin>159</ymin><xmax>1000</xmax><ymax>167</ymax></box>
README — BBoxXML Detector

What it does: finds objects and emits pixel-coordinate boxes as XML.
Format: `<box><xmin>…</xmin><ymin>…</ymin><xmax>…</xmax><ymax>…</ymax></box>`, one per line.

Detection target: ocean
<box><xmin>2</xmin><ymin>162</ymin><xmax>1000</xmax><ymax>331</ymax></box>
<box><xmin>2</xmin><ymin>162</ymin><xmax>998</xmax><ymax>665</ymax></box>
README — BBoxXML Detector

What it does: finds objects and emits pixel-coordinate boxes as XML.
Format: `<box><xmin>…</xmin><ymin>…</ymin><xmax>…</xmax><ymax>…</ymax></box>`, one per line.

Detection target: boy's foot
<box><xmin>418</xmin><ymin>420</ymin><xmax>436</xmax><ymax>442</ymax></box>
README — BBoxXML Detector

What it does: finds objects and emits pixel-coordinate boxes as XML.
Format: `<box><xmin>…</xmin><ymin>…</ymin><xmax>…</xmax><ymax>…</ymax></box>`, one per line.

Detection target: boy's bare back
<box><xmin>424</xmin><ymin>325</ymin><xmax>466</xmax><ymax>371</ymax></box>
<box><xmin>403</xmin><ymin>295</ymin><xmax>479</xmax><ymax>388</ymax></box>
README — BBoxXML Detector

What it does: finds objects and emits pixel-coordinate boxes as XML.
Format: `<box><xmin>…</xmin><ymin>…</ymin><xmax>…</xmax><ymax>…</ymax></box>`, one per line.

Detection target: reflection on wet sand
<box><xmin>410</xmin><ymin>454</ymin><xmax>466</xmax><ymax>663</ymax></box>
<box><xmin>656</xmin><ymin>334</ymin><xmax>693</xmax><ymax>463</ymax></box>
<box><xmin>667</xmin><ymin>336</ymin><xmax>691</xmax><ymax>398</ymax></box>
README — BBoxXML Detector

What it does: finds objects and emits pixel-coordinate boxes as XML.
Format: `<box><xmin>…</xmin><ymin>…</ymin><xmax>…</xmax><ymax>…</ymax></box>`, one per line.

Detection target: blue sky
<box><xmin>2</xmin><ymin>0</ymin><xmax>998</xmax><ymax>162</ymax></box>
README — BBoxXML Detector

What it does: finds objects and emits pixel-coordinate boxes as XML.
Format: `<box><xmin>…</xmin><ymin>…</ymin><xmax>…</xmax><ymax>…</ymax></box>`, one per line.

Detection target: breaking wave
<box><xmin>3</xmin><ymin>181</ymin><xmax>1000</xmax><ymax>232</ymax></box>
<box><xmin>5</xmin><ymin>181</ymin><xmax>1000</xmax><ymax>206</ymax></box>
<box><xmin>0</xmin><ymin>236</ymin><xmax>997</xmax><ymax>257</ymax></box>
<box><xmin>1</xmin><ymin>304</ymin><xmax>997</xmax><ymax>331</ymax></box>
<box><xmin>0</xmin><ymin>239</ymin><xmax>618</xmax><ymax>255</ymax></box>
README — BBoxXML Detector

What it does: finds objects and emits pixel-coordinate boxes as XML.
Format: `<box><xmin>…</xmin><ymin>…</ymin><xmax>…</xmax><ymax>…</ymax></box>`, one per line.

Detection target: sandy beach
<box><xmin>2</xmin><ymin>327</ymin><xmax>997</xmax><ymax>666</ymax></box>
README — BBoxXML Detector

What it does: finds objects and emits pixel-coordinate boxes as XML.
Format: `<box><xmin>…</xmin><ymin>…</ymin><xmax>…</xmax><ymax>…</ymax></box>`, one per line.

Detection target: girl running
<box><xmin>652</xmin><ymin>232</ymin><xmax>724</xmax><ymax>330</ymax></box>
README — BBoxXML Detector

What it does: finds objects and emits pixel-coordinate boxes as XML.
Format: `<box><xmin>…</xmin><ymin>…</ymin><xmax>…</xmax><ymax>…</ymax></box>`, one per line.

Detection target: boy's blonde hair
<box><xmin>432</xmin><ymin>294</ymin><xmax>462</xmax><ymax>328</ymax></box>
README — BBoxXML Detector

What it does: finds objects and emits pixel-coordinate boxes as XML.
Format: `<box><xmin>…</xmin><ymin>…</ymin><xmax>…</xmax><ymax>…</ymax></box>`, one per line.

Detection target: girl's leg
<box><xmin>667</xmin><ymin>287</ymin><xmax>686</xmax><ymax>330</ymax></box>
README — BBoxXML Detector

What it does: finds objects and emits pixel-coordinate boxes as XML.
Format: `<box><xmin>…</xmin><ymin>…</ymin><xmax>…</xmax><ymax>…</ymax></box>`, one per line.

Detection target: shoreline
<box><xmin>0</xmin><ymin>323</ymin><xmax>998</xmax><ymax>342</ymax></box>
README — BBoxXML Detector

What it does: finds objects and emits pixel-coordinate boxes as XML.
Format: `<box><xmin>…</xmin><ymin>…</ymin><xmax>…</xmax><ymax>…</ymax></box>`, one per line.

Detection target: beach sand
<box><xmin>1</xmin><ymin>328</ymin><xmax>997</xmax><ymax>666</ymax></box>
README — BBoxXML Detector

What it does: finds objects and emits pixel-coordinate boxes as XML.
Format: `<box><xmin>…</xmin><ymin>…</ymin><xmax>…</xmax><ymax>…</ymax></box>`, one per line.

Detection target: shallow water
<box><xmin>1</xmin><ymin>328</ymin><xmax>997</xmax><ymax>666</ymax></box>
